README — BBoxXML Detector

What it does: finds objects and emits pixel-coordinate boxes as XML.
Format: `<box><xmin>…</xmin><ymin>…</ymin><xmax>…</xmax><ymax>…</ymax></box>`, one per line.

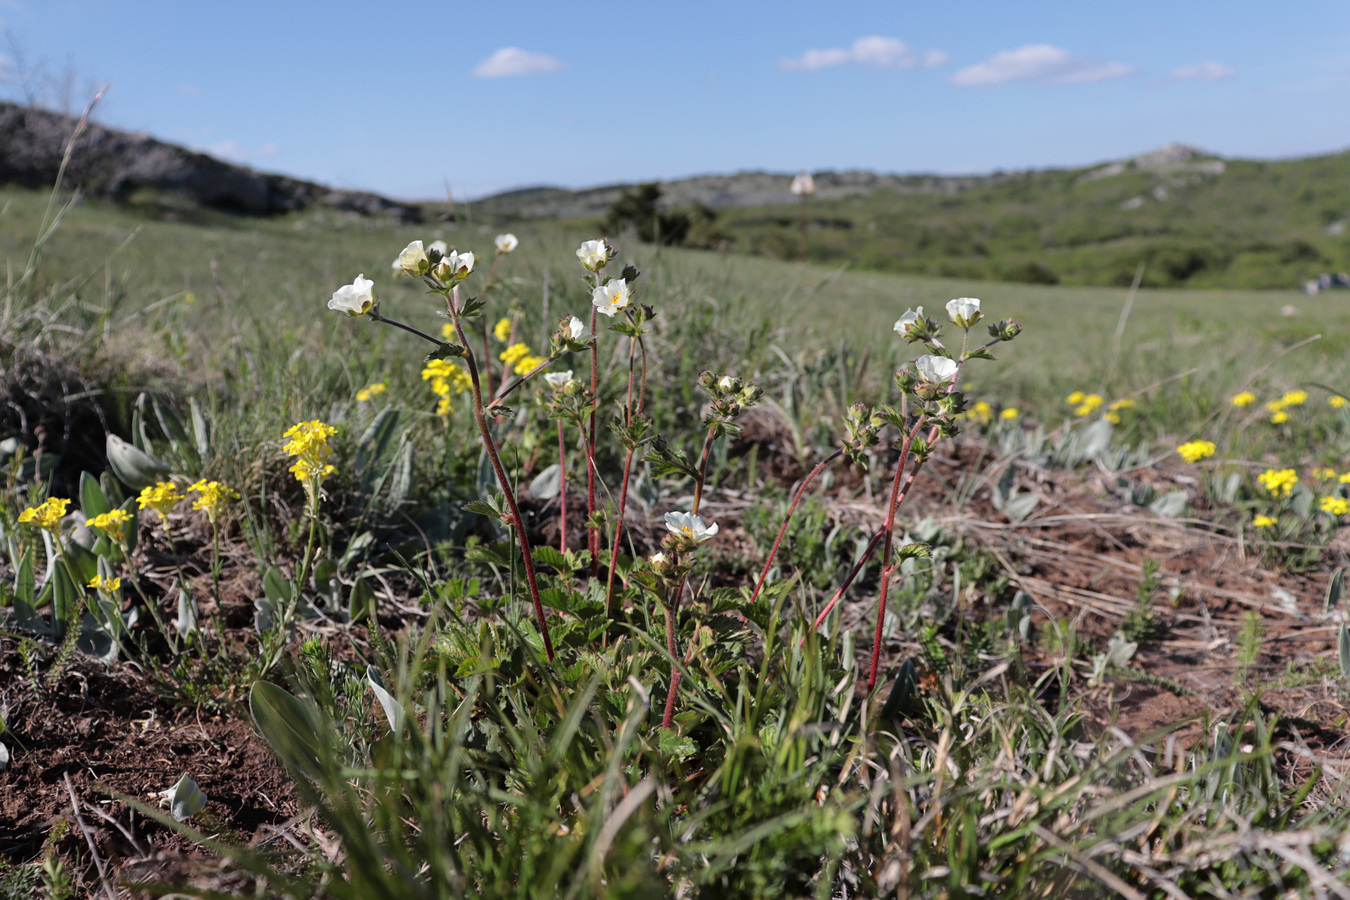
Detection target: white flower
<box><xmin>435</xmin><ymin>250</ymin><xmax>475</xmax><ymax>282</ymax></box>
<box><xmin>495</xmin><ymin>233</ymin><xmax>519</xmax><ymax>254</ymax></box>
<box><xmin>650</xmin><ymin>551</ymin><xmax>670</xmax><ymax>569</ymax></box>
<box><xmin>328</xmin><ymin>274</ymin><xmax>375</xmax><ymax>317</ymax></box>
<box><xmin>543</xmin><ymin>370</ymin><xmax>573</xmax><ymax>389</ymax></box>
<box><xmin>914</xmin><ymin>355</ymin><xmax>958</xmax><ymax>385</ymax></box>
<box><xmin>718</xmin><ymin>375</ymin><xmax>735</xmax><ymax>391</ymax></box>
<box><xmin>946</xmin><ymin>297</ymin><xmax>982</xmax><ymax>328</ymax></box>
<box><xmin>428</xmin><ymin>240</ymin><xmax>449</xmax><ymax>256</ymax></box>
<box><xmin>398</xmin><ymin>240</ymin><xmax>429</xmax><ymax>276</ymax></box>
<box><xmin>893</xmin><ymin>306</ymin><xmax>924</xmax><ymax>337</ymax></box>
<box><xmin>592</xmin><ymin>279</ymin><xmax>630</xmax><ymax>317</ymax></box>
<box><xmin>576</xmin><ymin>239</ymin><xmax>609</xmax><ymax>272</ymax></box>
<box><xmin>663</xmin><ymin>510</ymin><xmax>719</xmax><ymax>543</ymax></box>
<box><xmin>790</xmin><ymin>172</ymin><xmax>815</xmax><ymax>196</ymax></box>
<box><xmin>567</xmin><ymin>316</ymin><xmax>593</xmax><ymax>343</ymax></box>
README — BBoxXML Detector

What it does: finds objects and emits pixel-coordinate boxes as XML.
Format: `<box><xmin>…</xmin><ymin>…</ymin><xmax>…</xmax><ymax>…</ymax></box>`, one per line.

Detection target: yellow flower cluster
<box><xmin>283</xmin><ymin>421</ymin><xmax>337</xmax><ymax>488</ymax></box>
<box><xmin>1257</xmin><ymin>468</ymin><xmax>1298</xmax><ymax>497</ymax></box>
<box><xmin>1264</xmin><ymin>389</ymin><xmax>1307</xmax><ymax>424</ymax></box>
<box><xmin>1229</xmin><ymin>391</ymin><xmax>1256</xmax><ymax>408</ymax></box>
<box><xmin>1001</xmin><ymin>408</ymin><xmax>1019</xmax><ymax>421</ymax></box>
<box><xmin>499</xmin><ymin>342</ymin><xmax>546</xmax><ymax>376</ymax></box>
<box><xmin>1253</xmin><ymin>514</ymin><xmax>1277</xmax><ymax>528</ymax></box>
<box><xmin>1066</xmin><ymin>391</ymin><xmax>1104</xmax><ymax>417</ymax></box>
<box><xmin>422</xmin><ymin>359</ymin><xmax>473</xmax><ymax>416</ymax></box>
<box><xmin>18</xmin><ymin>497</ymin><xmax>70</xmax><ymax>532</ymax></box>
<box><xmin>1332</xmin><ymin>395</ymin><xmax>1348</xmax><ymax>410</ymax></box>
<box><xmin>964</xmin><ymin>401</ymin><xmax>1019</xmax><ymax>425</ymax></box>
<box><xmin>1104</xmin><ymin>397</ymin><xmax>1135</xmax><ymax>424</ymax></box>
<box><xmin>1176</xmin><ymin>440</ymin><xmax>1216</xmax><ymax>463</ymax></box>
<box><xmin>1320</xmin><ymin>496</ymin><xmax>1350</xmax><ymax>516</ymax></box>
<box><xmin>89</xmin><ymin>509</ymin><xmax>131</xmax><ymax>543</ymax></box>
<box><xmin>1313</xmin><ymin>467</ymin><xmax>1338</xmax><ymax>480</ymax></box>
<box><xmin>356</xmin><ymin>382</ymin><xmax>386</xmax><ymax>402</ymax></box>
<box><xmin>493</xmin><ymin>317</ymin><xmax>513</xmax><ymax>343</ymax></box>
<box><xmin>188</xmin><ymin>480</ymin><xmax>238</xmax><ymax>522</ymax></box>
<box><xmin>87</xmin><ymin>574</ymin><xmax>121</xmax><ymax>593</ymax></box>
<box><xmin>138</xmin><ymin>482</ymin><xmax>185</xmax><ymax>518</ymax></box>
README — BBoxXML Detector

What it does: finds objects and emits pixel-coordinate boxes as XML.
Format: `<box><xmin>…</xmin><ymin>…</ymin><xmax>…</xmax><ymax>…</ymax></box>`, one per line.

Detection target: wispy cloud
<box><xmin>779</xmin><ymin>36</ymin><xmax>948</xmax><ymax>72</ymax></box>
<box><xmin>471</xmin><ymin>47</ymin><xmax>566</xmax><ymax>78</ymax></box>
<box><xmin>1163</xmin><ymin>61</ymin><xmax>1236</xmax><ymax>82</ymax></box>
<box><xmin>203</xmin><ymin>140</ymin><xmax>281</xmax><ymax>164</ymax></box>
<box><xmin>952</xmin><ymin>44</ymin><xmax>1134</xmax><ymax>86</ymax></box>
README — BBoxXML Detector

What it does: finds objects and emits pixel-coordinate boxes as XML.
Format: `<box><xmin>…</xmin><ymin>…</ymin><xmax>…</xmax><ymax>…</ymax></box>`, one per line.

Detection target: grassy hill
<box><xmin>476</xmin><ymin>145</ymin><xmax>1350</xmax><ymax>290</ymax></box>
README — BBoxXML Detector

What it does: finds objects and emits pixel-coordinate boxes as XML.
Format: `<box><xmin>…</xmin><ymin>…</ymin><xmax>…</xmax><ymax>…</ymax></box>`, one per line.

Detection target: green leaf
<box><xmin>249</xmin><ymin>681</ymin><xmax>330</xmax><ymax>780</ymax></box>
<box><xmin>1326</xmin><ymin>568</ymin><xmax>1345</xmax><ymax>614</ymax></box>
<box><xmin>106</xmin><ymin>434</ymin><xmax>171</xmax><ymax>490</ymax></box>
<box><xmin>162</xmin><ymin>774</ymin><xmax>207</xmax><ymax>821</ymax></box>
<box><xmin>463</xmin><ymin>500</ymin><xmax>501</xmax><ymax>518</ymax></box>
<box><xmin>657</xmin><ymin>727</ymin><xmax>697</xmax><ymax>761</ymax></box>
<box><xmin>365</xmin><ymin>665</ymin><xmax>405</xmax><ymax>732</ymax></box>
<box><xmin>529</xmin><ymin>463</ymin><xmax>561</xmax><ymax>500</ymax></box>
<box><xmin>152</xmin><ymin>394</ymin><xmax>191</xmax><ymax>456</ymax></box>
<box><xmin>355</xmin><ymin>408</ymin><xmax>403</xmax><ymax>475</ymax></box>
<box><xmin>263</xmin><ymin>567</ymin><xmax>292</xmax><ymax>603</ymax></box>
<box><xmin>189</xmin><ymin>397</ymin><xmax>212</xmax><ymax>458</ymax></box>
<box><xmin>79</xmin><ymin>471</ymin><xmax>110</xmax><ymax>519</ymax></box>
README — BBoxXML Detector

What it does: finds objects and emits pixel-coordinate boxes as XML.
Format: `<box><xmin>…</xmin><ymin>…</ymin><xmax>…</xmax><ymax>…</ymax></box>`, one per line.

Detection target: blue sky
<box><xmin>2</xmin><ymin>1</ymin><xmax>1347</xmax><ymax>200</ymax></box>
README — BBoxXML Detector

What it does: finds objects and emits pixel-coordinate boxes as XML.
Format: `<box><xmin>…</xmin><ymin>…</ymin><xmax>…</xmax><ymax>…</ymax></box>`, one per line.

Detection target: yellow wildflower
<box><xmin>1313</xmin><ymin>467</ymin><xmax>1337</xmax><ymax>480</ymax></box>
<box><xmin>1066</xmin><ymin>391</ymin><xmax>1085</xmax><ymax>406</ymax></box>
<box><xmin>441</xmin><ymin>322</ymin><xmax>458</xmax><ymax>342</ymax></box>
<box><xmin>18</xmin><ymin>497</ymin><xmax>70</xmax><ymax>532</ymax></box>
<box><xmin>493</xmin><ymin>317</ymin><xmax>513</xmax><ymax>343</ymax></box>
<box><xmin>1253</xmin><ymin>514</ymin><xmax>1277</xmax><ymax>528</ymax></box>
<box><xmin>87</xmin><ymin>574</ymin><xmax>121</xmax><ymax>593</ymax></box>
<box><xmin>1320</xmin><ymin>496</ymin><xmax>1350</xmax><ymax>516</ymax></box>
<box><xmin>1108</xmin><ymin>398</ymin><xmax>1136</xmax><ymax>412</ymax></box>
<box><xmin>1331</xmin><ymin>395</ymin><xmax>1348</xmax><ymax>409</ymax></box>
<box><xmin>1270</xmin><ymin>410</ymin><xmax>1289</xmax><ymax>424</ymax></box>
<box><xmin>282</xmin><ymin>421</ymin><xmax>337</xmax><ymax>493</ymax></box>
<box><xmin>1230</xmin><ymin>392</ymin><xmax>1256</xmax><ymax>408</ymax></box>
<box><xmin>289</xmin><ymin>458</ymin><xmax>337</xmax><ymax>484</ymax></box>
<box><xmin>356</xmin><ymin>382</ymin><xmax>387</xmax><ymax>402</ymax></box>
<box><xmin>1073</xmin><ymin>394</ymin><xmax>1104</xmax><ymax>417</ymax></box>
<box><xmin>966</xmin><ymin>400</ymin><xmax>994</xmax><ymax>426</ymax></box>
<box><xmin>1279</xmin><ymin>390</ymin><xmax>1308</xmax><ymax>407</ymax></box>
<box><xmin>1257</xmin><ymin>468</ymin><xmax>1298</xmax><ymax>498</ymax></box>
<box><xmin>1000</xmin><ymin>408</ymin><xmax>1020</xmax><ymax>421</ymax></box>
<box><xmin>137</xmin><ymin>482</ymin><xmax>185</xmax><ymax>518</ymax></box>
<box><xmin>514</xmin><ymin>355</ymin><xmax>547</xmax><ymax>376</ymax></box>
<box><xmin>500</xmin><ymin>342</ymin><xmax>531</xmax><ymax>367</ymax></box>
<box><xmin>1176</xmin><ymin>440</ymin><xmax>1216</xmax><ymax>463</ymax></box>
<box><xmin>88</xmin><ymin>509</ymin><xmax>132</xmax><ymax>544</ymax></box>
<box><xmin>188</xmin><ymin>480</ymin><xmax>238</xmax><ymax>521</ymax></box>
<box><xmin>1340</xmin><ymin>473</ymin><xmax>1350</xmax><ymax>485</ymax></box>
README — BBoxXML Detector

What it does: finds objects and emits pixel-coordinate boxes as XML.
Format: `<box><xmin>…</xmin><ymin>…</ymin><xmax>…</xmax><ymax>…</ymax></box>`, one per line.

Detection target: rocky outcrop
<box><xmin>0</xmin><ymin>101</ymin><xmax>420</xmax><ymax>223</ymax></box>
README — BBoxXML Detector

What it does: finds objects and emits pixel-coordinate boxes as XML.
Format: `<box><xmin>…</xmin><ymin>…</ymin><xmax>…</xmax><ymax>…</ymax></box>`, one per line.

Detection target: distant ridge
<box><xmin>0</xmin><ymin>101</ymin><xmax>420</xmax><ymax>222</ymax></box>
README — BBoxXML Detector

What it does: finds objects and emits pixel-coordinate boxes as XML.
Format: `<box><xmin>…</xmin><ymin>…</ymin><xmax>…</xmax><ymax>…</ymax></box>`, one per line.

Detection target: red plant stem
<box><xmin>661</xmin><ymin>586</ymin><xmax>683</xmax><ymax>728</ymax></box>
<box><xmin>692</xmin><ymin>425</ymin><xmax>717</xmax><ymax>514</ymax></box>
<box><xmin>588</xmin><ymin>305</ymin><xmax>600</xmax><ymax>579</ymax></box>
<box><xmin>449</xmin><ymin>288</ymin><xmax>554</xmax><ymax>663</ymax></box>
<box><xmin>557</xmin><ymin>420</ymin><xmax>568</xmax><ymax>553</ymax></box>
<box><xmin>749</xmin><ymin>448</ymin><xmax>843</xmax><ymax>607</ymax></box>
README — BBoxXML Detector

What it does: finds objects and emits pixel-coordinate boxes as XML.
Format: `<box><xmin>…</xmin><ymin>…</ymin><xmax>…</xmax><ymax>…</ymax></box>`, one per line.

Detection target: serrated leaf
<box><xmin>463</xmin><ymin>500</ymin><xmax>501</xmax><ymax>518</ymax></box>
<box><xmin>657</xmin><ymin>727</ymin><xmax>697</xmax><ymax>761</ymax></box>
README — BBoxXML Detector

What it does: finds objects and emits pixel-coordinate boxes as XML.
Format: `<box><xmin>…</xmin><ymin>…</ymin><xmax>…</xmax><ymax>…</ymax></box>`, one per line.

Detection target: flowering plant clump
<box><xmin>87</xmin><ymin>574</ymin><xmax>121</xmax><ymax>593</ymax></box>
<box><xmin>499</xmin><ymin>342</ymin><xmax>547</xmax><ymax>376</ymax></box>
<box><xmin>1176</xmin><ymin>440</ymin><xmax>1216</xmax><ymax>463</ymax></box>
<box><xmin>283</xmin><ymin>421</ymin><xmax>337</xmax><ymax>497</ymax></box>
<box><xmin>1066</xmin><ymin>391</ymin><xmax>1104</xmax><ymax>417</ymax></box>
<box><xmin>1104</xmin><ymin>397</ymin><xmax>1135</xmax><ymax>425</ymax></box>
<box><xmin>1331</xmin><ymin>395</ymin><xmax>1348</xmax><ymax>409</ymax></box>
<box><xmin>188</xmin><ymin>480</ymin><xmax>238</xmax><ymax>525</ymax></box>
<box><xmin>356</xmin><ymin>382</ymin><xmax>387</xmax><ymax>402</ymax></box>
<box><xmin>1253</xmin><ymin>514</ymin><xmax>1277</xmax><ymax>528</ymax></box>
<box><xmin>18</xmin><ymin>497</ymin><xmax>70</xmax><ymax>532</ymax></box>
<box><xmin>1265</xmin><ymin>390</ymin><xmax>1308</xmax><ymax>424</ymax></box>
<box><xmin>492</xmin><ymin>317</ymin><xmax>513</xmax><ymax>343</ymax></box>
<box><xmin>1230</xmin><ymin>391</ymin><xmax>1256</xmax><ymax>408</ymax></box>
<box><xmin>1000</xmin><ymin>407</ymin><xmax>1020</xmax><ymax>421</ymax></box>
<box><xmin>138</xmin><ymin>482</ymin><xmax>185</xmax><ymax>520</ymax></box>
<box><xmin>1319</xmin><ymin>496</ymin><xmax>1350</xmax><ymax>516</ymax></box>
<box><xmin>422</xmin><ymin>359</ymin><xmax>473</xmax><ymax>415</ymax></box>
<box><xmin>1257</xmin><ymin>468</ymin><xmax>1299</xmax><ymax>498</ymax></box>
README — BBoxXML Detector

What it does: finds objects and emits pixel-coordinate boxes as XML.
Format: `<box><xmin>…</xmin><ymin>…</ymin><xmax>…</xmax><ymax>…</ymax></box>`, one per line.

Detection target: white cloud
<box><xmin>1164</xmin><ymin>61</ymin><xmax>1236</xmax><ymax>82</ymax></box>
<box><xmin>780</xmin><ymin>36</ymin><xmax>948</xmax><ymax>72</ymax></box>
<box><xmin>951</xmin><ymin>44</ymin><xmax>1134</xmax><ymax>86</ymax></box>
<box><xmin>203</xmin><ymin>140</ymin><xmax>281</xmax><ymax>164</ymax></box>
<box><xmin>471</xmin><ymin>47</ymin><xmax>566</xmax><ymax>78</ymax></box>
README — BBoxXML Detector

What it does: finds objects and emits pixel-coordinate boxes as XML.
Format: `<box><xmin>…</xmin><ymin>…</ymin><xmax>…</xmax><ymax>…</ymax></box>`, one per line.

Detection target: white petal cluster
<box><xmin>328</xmin><ymin>274</ymin><xmax>375</xmax><ymax>317</ymax></box>
<box><xmin>576</xmin><ymin>239</ymin><xmax>609</xmax><ymax>272</ymax></box>
<box><xmin>914</xmin><ymin>355</ymin><xmax>958</xmax><ymax>385</ymax></box>
<box><xmin>429</xmin><ymin>240</ymin><xmax>449</xmax><ymax>256</ymax></box>
<box><xmin>435</xmin><ymin>250</ymin><xmax>475</xmax><ymax>282</ymax></box>
<box><xmin>893</xmin><ymin>306</ymin><xmax>924</xmax><ymax>337</ymax></box>
<box><xmin>663</xmin><ymin>510</ymin><xmax>719</xmax><ymax>543</ymax></box>
<box><xmin>568</xmin><ymin>316</ymin><xmax>593</xmax><ymax>343</ymax></box>
<box><xmin>543</xmin><ymin>370</ymin><xmax>574</xmax><ymax>390</ymax></box>
<box><xmin>946</xmin><ymin>297</ymin><xmax>981</xmax><ymax>328</ymax></box>
<box><xmin>592</xmin><ymin>279</ymin><xmax>630</xmax><ymax>317</ymax></box>
<box><xmin>495</xmin><ymin>233</ymin><xmax>519</xmax><ymax>254</ymax></box>
<box><xmin>398</xmin><ymin>240</ymin><xmax>429</xmax><ymax>276</ymax></box>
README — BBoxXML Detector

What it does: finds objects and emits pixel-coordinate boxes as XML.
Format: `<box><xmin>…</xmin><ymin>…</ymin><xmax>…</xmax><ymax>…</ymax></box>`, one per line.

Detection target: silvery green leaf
<box><xmin>106</xmin><ymin>434</ymin><xmax>171</xmax><ymax>490</ymax></box>
<box><xmin>529</xmin><ymin>464</ymin><xmax>561</xmax><ymax>500</ymax></box>
<box><xmin>250</xmin><ymin>681</ymin><xmax>328</xmax><ymax>779</ymax></box>
<box><xmin>79</xmin><ymin>471</ymin><xmax>110</xmax><ymax>519</ymax></box>
<box><xmin>176</xmin><ymin>586</ymin><xmax>198</xmax><ymax>639</ymax></box>
<box><xmin>1339</xmin><ymin>623</ymin><xmax>1350</xmax><ymax>679</ymax></box>
<box><xmin>366</xmin><ymin>665</ymin><xmax>405</xmax><ymax>732</ymax></box>
<box><xmin>1149</xmin><ymin>491</ymin><xmax>1188</xmax><ymax>518</ymax></box>
<box><xmin>1326</xmin><ymin>568</ymin><xmax>1345</xmax><ymax>615</ymax></box>
<box><xmin>160</xmin><ymin>774</ymin><xmax>207</xmax><ymax>821</ymax></box>
<box><xmin>1106</xmin><ymin>632</ymin><xmax>1137</xmax><ymax>667</ymax></box>
<box><xmin>190</xmin><ymin>397</ymin><xmax>212</xmax><ymax>458</ymax></box>
<box><xmin>0</xmin><ymin>742</ymin><xmax>8</xmax><ymax>772</ymax></box>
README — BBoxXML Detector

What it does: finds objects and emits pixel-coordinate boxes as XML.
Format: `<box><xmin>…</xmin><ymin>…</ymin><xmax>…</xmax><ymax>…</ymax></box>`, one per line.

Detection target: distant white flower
<box><xmin>790</xmin><ymin>172</ymin><xmax>815</xmax><ymax>196</ymax></box>
<box><xmin>915</xmin><ymin>355</ymin><xmax>958</xmax><ymax>385</ymax></box>
<box><xmin>435</xmin><ymin>250</ymin><xmax>475</xmax><ymax>282</ymax></box>
<box><xmin>577</xmin><ymin>239</ymin><xmax>609</xmax><ymax>272</ymax></box>
<box><xmin>663</xmin><ymin>510</ymin><xmax>719</xmax><ymax>543</ymax></box>
<box><xmin>428</xmin><ymin>240</ymin><xmax>449</xmax><ymax>256</ymax></box>
<box><xmin>592</xmin><ymin>279</ymin><xmax>630</xmax><ymax>317</ymax></box>
<box><xmin>568</xmin><ymin>316</ymin><xmax>593</xmax><ymax>343</ymax></box>
<box><xmin>945</xmin><ymin>297</ymin><xmax>982</xmax><ymax>328</ymax></box>
<box><xmin>399</xmin><ymin>240</ymin><xmax>429</xmax><ymax>276</ymax></box>
<box><xmin>495</xmin><ymin>233</ymin><xmax>519</xmax><ymax>254</ymax></box>
<box><xmin>543</xmin><ymin>370</ymin><xmax>573</xmax><ymax>389</ymax></box>
<box><xmin>328</xmin><ymin>274</ymin><xmax>375</xmax><ymax>317</ymax></box>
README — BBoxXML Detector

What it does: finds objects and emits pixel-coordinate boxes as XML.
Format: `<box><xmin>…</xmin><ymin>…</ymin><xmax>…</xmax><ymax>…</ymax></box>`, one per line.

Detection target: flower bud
<box><xmin>945</xmin><ymin>297</ymin><xmax>982</xmax><ymax>329</ymax></box>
